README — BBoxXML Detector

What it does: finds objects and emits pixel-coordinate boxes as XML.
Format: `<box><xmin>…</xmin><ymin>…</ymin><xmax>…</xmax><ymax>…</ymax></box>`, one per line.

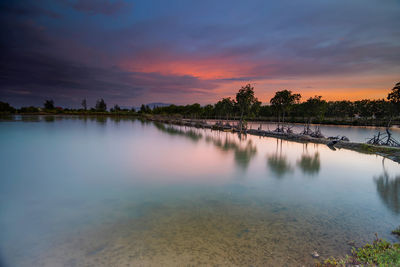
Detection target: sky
<box><xmin>0</xmin><ymin>0</ymin><xmax>399</xmax><ymax>108</ymax></box>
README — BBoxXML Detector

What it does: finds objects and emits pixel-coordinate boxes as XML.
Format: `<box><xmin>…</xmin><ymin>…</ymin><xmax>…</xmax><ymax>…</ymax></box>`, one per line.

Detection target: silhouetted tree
<box><xmin>270</xmin><ymin>90</ymin><xmax>301</xmax><ymax>125</ymax></box>
<box><xmin>203</xmin><ymin>104</ymin><xmax>214</xmax><ymax>118</ymax></box>
<box><xmin>19</xmin><ymin>106</ymin><xmax>39</xmax><ymax>113</ymax></box>
<box><xmin>387</xmin><ymin>82</ymin><xmax>400</xmax><ymax>104</ymax></box>
<box><xmin>139</xmin><ymin>104</ymin><xmax>151</xmax><ymax>114</ymax></box>
<box><xmin>304</xmin><ymin>96</ymin><xmax>327</xmax><ymax>123</ymax></box>
<box><xmin>215</xmin><ymin>97</ymin><xmax>235</xmax><ymax>120</ymax></box>
<box><xmin>186</xmin><ymin>103</ymin><xmax>202</xmax><ymax>118</ymax></box>
<box><xmin>95</xmin><ymin>98</ymin><xmax>107</xmax><ymax>112</ymax></box>
<box><xmin>387</xmin><ymin>82</ymin><xmax>400</xmax><ymax>121</ymax></box>
<box><xmin>110</xmin><ymin>104</ymin><xmax>121</xmax><ymax>112</ymax></box>
<box><xmin>0</xmin><ymin>102</ymin><xmax>16</xmax><ymax>113</ymax></box>
<box><xmin>236</xmin><ymin>84</ymin><xmax>259</xmax><ymax>131</ymax></box>
<box><xmin>44</xmin><ymin>99</ymin><xmax>55</xmax><ymax>110</ymax></box>
<box><xmin>81</xmin><ymin>99</ymin><xmax>87</xmax><ymax>111</ymax></box>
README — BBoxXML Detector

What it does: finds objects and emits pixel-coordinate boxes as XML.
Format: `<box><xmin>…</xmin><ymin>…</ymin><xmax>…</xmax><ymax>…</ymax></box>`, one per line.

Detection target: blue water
<box><xmin>0</xmin><ymin>116</ymin><xmax>399</xmax><ymax>266</ymax></box>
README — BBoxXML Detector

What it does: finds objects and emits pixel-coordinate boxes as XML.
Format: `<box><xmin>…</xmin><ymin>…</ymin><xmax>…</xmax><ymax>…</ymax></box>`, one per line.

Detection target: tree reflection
<box><xmin>267</xmin><ymin>154</ymin><xmax>293</xmax><ymax>178</ymax></box>
<box><xmin>95</xmin><ymin>116</ymin><xmax>107</xmax><ymax>125</ymax></box>
<box><xmin>267</xmin><ymin>139</ymin><xmax>293</xmax><ymax>178</ymax></box>
<box><xmin>374</xmin><ymin>169</ymin><xmax>400</xmax><ymax>215</ymax></box>
<box><xmin>206</xmin><ymin>134</ymin><xmax>257</xmax><ymax>170</ymax></box>
<box><xmin>153</xmin><ymin>122</ymin><xmax>202</xmax><ymax>142</ymax></box>
<box><xmin>297</xmin><ymin>152</ymin><xmax>320</xmax><ymax>175</ymax></box>
<box><xmin>44</xmin><ymin>115</ymin><xmax>55</xmax><ymax>122</ymax></box>
<box><xmin>233</xmin><ymin>140</ymin><xmax>257</xmax><ymax>170</ymax></box>
<box><xmin>20</xmin><ymin>115</ymin><xmax>40</xmax><ymax>122</ymax></box>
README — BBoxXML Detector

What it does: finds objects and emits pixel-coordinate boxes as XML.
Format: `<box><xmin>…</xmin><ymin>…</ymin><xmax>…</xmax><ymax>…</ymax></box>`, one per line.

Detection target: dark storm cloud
<box><xmin>0</xmin><ymin>1</ymin><xmax>217</xmax><ymax>107</ymax></box>
<box><xmin>0</xmin><ymin>1</ymin><xmax>61</xmax><ymax>18</ymax></box>
<box><xmin>0</xmin><ymin>0</ymin><xmax>400</xmax><ymax>106</ymax></box>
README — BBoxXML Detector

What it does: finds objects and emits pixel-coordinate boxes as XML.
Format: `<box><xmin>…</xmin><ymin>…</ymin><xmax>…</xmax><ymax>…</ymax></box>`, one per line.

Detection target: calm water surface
<box><xmin>1</xmin><ymin>116</ymin><xmax>399</xmax><ymax>266</ymax></box>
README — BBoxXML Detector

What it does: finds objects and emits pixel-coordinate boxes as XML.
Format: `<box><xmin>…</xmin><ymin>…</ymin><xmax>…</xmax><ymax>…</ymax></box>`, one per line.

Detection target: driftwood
<box><xmin>273</xmin><ymin>124</ymin><xmax>294</xmax><ymax>134</ymax></box>
<box><xmin>367</xmin><ymin>128</ymin><xmax>400</xmax><ymax>147</ymax></box>
<box><xmin>328</xmin><ymin>135</ymin><xmax>350</xmax><ymax>141</ymax></box>
<box><xmin>308</xmin><ymin>126</ymin><xmax>324</xmax><ymax>138</ymax></box>
<box><xmin>301</xmin><ymin>124</ymin><xmax>325</xmax><ymax>138</ymax></box>
<box><xmin>302</xmin><ymin>124</ymin><xmax>313</xmax><ymax>135</ymax></box>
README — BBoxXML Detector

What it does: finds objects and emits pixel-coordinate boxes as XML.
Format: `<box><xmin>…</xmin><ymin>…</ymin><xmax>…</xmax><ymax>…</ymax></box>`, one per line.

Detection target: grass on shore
<box><xmin>317</xmin><ymin>235</ymin><xmax>400</xmax><ymax>266</ymax></box>
<box><xmin>359</xmin><ymin>143</ymin><xmax>400</xmax><ymax>154</ymax></box>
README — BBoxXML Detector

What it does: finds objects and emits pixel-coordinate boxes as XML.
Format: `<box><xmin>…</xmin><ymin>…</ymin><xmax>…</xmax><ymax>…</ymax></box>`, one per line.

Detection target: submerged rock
<box><xmin>311</xmin><ymin>251</ymin><xmax>320</xmax><ymax>258</ymax></box>
<box><xmin>327</xmin><ymin>140</ymin><xmax>339</xmax><ymax>147</ymax></box>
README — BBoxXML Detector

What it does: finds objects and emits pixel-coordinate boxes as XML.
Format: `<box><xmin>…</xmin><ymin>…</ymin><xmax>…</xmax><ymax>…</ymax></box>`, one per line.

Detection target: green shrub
<box><xmin>317</xmin><ymin>237</ymin><xmax>400</xmax><ymax>266</ymax></box>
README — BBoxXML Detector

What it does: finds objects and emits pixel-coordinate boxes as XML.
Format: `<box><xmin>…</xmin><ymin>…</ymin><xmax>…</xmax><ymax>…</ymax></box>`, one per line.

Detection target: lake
<box><xmin>1</xmin><ymin>116</ymin><xmax>399</xmax><ymax>266</ymax></box>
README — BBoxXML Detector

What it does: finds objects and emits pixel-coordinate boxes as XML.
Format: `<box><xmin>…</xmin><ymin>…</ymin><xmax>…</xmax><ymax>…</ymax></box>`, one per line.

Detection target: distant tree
<box><xmin>270</xmin><ymin>90</ymin><xmax>301</xmax><ymax>125</ymax></box>
<box><xmin>387</xmin><ymin>82</ymin><xmax>400</xmax><ymax>103</ymax></box>
<box><xmin>0</xmin><ymin>101</ymin><xmax>16</xmax><ymax>113</ymax></box>
<box><xmin>81</xmin><ymin>98</ymin><xmax>87</xmax><ymax>111</ymax></box>
<box><xmin>215</xmin><ymin>97</ymin><xmax>235</xmax><ymax>120</ymax></box>
<box><xmin>19</xmin><ymin>106</ymin><xmax>39</xmax><ymax>113</ymax></box>
<box><xmin>387</xmin><ymin>82</ymin><xmax>400</xmax><ymax>117</ymax></box>
<box><xmin>370</xmin><ymin>99</ymin><xmax>390</xmax><ymax>119</ymax></box>
<box><xmin>203</xmin><ymin>104</ymin><xmax>214</xmax><ymax>118</ymax></box>
<box><xmin>185</xmin><ymin>103</ymin><xmax>202</xmax><ymax>118</ymax></box>
<box><xmin>258</xmin><ymin>105</ymin><xmax>274</xmax><ymax>117</ymax></box>
<box><xmin>110</xmin><ymin>104</ymin><xmax>121</xmax><ymax>112</ymax></box>
<box><xmin>139</xmin><ymin>104</ymin><xmax>152</xmax><ymax>114</ymax></box>
<box><xmin>95</xmin><ymin>98</ymin><xmax>107</xmax><ymax>112</ymax></box>
<box><xmin>236</xmin><ymin>84</ymin><xmax>259</xmax><ymax>131</ymax></box>
<box><xmin>44</xmin><ymin>99</ymin><xmax>55</xmax><ymax>110</ymax></box>
<box><xmin>304</xmin><ymin>96</ymin><xmax>327</xmax><ymax>123</ymax></box>
<box><xmin>250</xmin><ymin>99</ymin><xmax>261</xmax><ymax>118</ymax></box>
<box><xmin>139</xmin><ymin>104</ymin><xmax>146</xmax><ymax>113</ymax></box>
<box><xmin>354</xmin><ymin>100</ymin><xmax>373</xmax><ymax>118</ymax></box>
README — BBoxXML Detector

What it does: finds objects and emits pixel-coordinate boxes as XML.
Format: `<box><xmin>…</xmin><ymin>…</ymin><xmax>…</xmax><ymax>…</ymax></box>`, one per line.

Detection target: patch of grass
<box><xmin>359</xmin><ymin>143</ymin><xmax>399</xmax><ymax>154</ymax></box>
<box><xmin>316</xmin><ymin>236</ymin><xmax>400</xmax><ymax>266</ymax></box>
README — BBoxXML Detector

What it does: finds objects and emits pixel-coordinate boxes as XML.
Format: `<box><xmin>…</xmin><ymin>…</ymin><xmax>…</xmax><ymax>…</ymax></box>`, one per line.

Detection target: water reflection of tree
<box><xmin>206</xmin><ymin>134</ymin><xmax>257</xmax><ymax>170</ymax></box>
<box><xmin>44</xmin><ymin>115</ymin><xmax>55</xmax><ymax>122</ymax></box>
<box><xmin>233</xmin><ymin>140</ymin><xmax>257</xmax><ymax>170</ymax></box>
<box><xmin>267</xmin><ymin>139</ymin><xmax>293</xmax><ymax>178</ymax></box>
<box><xmin>153</xmin><ymin>122</ymin><xmax>202</xmax><ymax>142</ymax></box>
<box><xmin>95</xmin><ymin>116</ymin><xmax>107</xmax><ymax>125</ymax></box>
<box><xmin>153</xmin><ymin>122</ymin><xmax>257</xmax><ymax>170</ymax></box>
<box><xmin>297</xmin><ymin>152</ymin><xmax>320</xmax><ymax>175</ymax></box>
<box><xmin>374</xmin><ymin>162</ymin><xmax>400</xmax><ymax>214</ymax></box>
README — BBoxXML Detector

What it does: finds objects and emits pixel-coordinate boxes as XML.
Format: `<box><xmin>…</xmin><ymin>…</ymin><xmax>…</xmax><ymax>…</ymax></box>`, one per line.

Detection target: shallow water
<box><xmin>0</xmin><ymin>116</ymin><xmax>399</xmax><ymax>266</ymax></box>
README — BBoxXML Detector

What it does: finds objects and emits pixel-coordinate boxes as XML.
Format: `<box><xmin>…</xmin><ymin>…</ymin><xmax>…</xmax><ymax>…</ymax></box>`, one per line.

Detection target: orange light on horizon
<box><xmin>118</xmin><ymin>53</ymin><xmax>398</xmax><ymax>105</ymax></box>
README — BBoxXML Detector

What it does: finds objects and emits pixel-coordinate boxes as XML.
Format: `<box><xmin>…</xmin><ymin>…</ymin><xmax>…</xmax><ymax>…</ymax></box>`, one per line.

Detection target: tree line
<box><xmin>149</xmin><ymin>82</ymin><xmax>400</xmax><ymax>126</ymax></box>
<box><xmin>1</xmin><ymin>82</ymin><xmax>400</xmax><ymax>126</ymax></box>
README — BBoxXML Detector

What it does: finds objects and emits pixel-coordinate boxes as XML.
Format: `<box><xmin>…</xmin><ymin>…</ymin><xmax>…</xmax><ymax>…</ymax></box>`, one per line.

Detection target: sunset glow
<box><xmin>1</xmin><ymin>0</ymin><xmax>399</xmax><ymax>107</ymax></box>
